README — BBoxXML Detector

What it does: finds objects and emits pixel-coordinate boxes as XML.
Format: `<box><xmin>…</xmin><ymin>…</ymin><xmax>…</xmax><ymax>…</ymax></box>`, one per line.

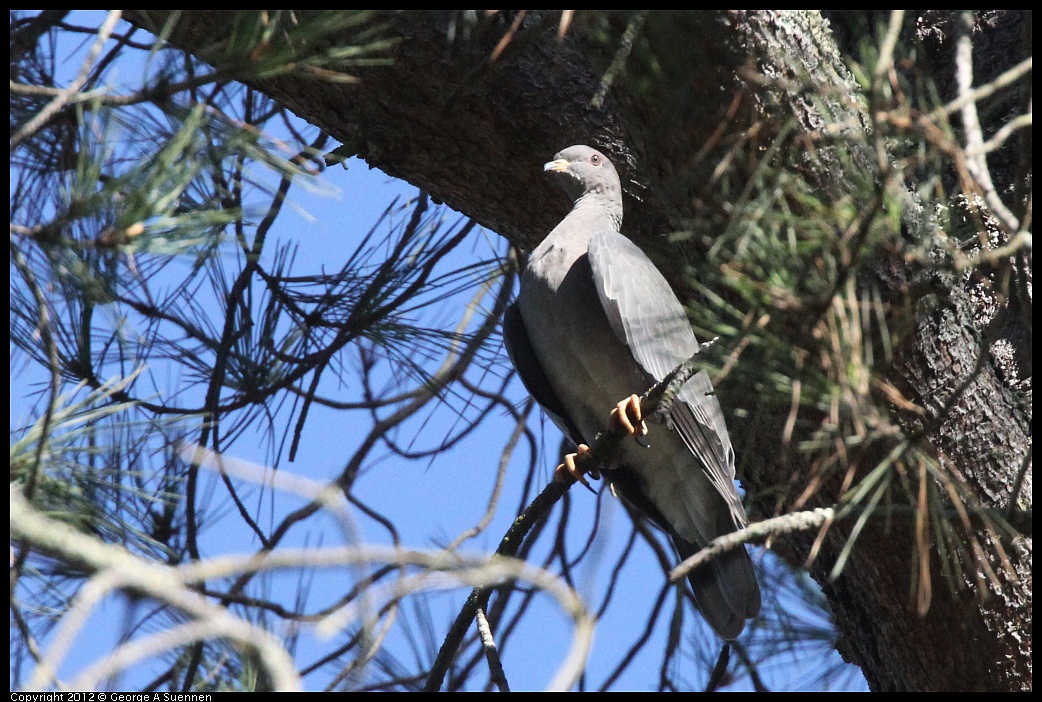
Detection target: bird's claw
<box><xmin>610</xmin><ymin>394</ymin><xmax>648</xmax><ymax>442</ymax></box>
<box><xmin>553</xmin><ymin>395</ymin><xmax>647</xmax><ymax>492</ymax></box>
<box><xmin>554</xmin><ymin>444</ymin><xmax>600</xmax><ymax>492</ymax></box>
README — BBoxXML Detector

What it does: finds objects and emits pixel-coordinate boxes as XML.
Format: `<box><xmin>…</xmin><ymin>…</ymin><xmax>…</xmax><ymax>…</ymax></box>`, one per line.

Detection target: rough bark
<box><xmin>121</xmin><ymin>10</ymin><xmax>1031</xmax><ymax>691</ymax></box>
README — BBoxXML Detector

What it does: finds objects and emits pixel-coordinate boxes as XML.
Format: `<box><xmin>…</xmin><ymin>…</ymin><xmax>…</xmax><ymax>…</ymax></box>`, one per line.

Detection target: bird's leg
<box><xmin>609</xmin><ymin>394</ymin><xmax>648</xmax><ymax>443</ymax></box>
<box><xmin>554</xmin><ymin>444</ymin><xmax>601</xmax><ymax>489</ymax></box>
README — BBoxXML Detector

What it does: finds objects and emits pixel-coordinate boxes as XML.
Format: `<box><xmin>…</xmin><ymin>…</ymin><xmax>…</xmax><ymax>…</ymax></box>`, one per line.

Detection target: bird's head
<box><xmin>544</xmin><ymin>145</ymin><xmax>623</xmax><ymax>212</ymax></box>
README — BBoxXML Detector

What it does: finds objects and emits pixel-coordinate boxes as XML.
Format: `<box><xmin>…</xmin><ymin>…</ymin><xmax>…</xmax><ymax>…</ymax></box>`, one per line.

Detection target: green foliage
<box><xmin>10</xmin><ymin>11</ymin><xmax>506</xmax><ymax>692</ymax></box>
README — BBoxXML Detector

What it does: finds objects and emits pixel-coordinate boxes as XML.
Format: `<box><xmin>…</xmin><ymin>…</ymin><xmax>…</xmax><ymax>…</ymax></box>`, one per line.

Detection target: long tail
<box><xmin>606</xmin><ymin>466</ymin><xmax>761</xmax><ymax>639</ymax></box>
<box><xmin>674</xmin><ymin>537</ymin><xmax>761</xmax><ymax>640</ymax></box>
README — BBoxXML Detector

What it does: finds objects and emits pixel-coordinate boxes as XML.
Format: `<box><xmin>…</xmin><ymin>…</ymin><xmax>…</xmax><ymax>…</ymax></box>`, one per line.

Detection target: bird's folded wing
<box><xmin>587</xmin><ymin>229</ymin><xmax>745</xmax><ymax>526</ymax></box>
<box><xmin>502</xmin><ymin>302</ymin><xmax>584</xmax><ymax>446</ymax></box>
<box><xmin>587</xmin><ymin>229</ymin><xmax>697</xmax><ymax>381</ymax></box>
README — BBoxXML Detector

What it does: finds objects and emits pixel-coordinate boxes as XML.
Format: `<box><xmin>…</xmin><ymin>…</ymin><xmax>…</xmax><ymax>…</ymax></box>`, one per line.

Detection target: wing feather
<box><xmin>587</xmin><ymin>230</ymin><xmax>745</xmax><ymax>525</ymax></box>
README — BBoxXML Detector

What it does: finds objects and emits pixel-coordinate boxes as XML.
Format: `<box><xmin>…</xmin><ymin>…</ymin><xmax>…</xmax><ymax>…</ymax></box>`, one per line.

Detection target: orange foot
<box><xmin>554</xmin><ymin>444</ymin><xmax>602</xmax><ymax>488</ymax></box>
<box><xmin>609</xmin><ymin>394</ymin><xmax>648</xmax><ymax>438</ymax></box>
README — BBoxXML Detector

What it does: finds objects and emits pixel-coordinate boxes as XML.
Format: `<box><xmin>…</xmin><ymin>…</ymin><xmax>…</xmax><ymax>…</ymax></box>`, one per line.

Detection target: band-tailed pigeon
<box><xmin>503</xmin><ymin>145</ymin><xmax>761</xmax><ymax>639</ymax></box>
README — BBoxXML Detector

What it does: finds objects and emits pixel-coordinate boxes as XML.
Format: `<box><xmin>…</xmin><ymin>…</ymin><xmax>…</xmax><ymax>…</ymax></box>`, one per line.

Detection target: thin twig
<box><xmin>10</xmin><ymin>10</ymin><xmax>123</xmax><ymax>147</ymax></box>
<box><xmin>953</xmin><ymin>12</ymin><xmax>1021</xmax><ymax>232</ymax></box>
<box><xmin>476</xmin><ymin>607</ymin><xmax>510</xmax><ymax>692</ymax></box>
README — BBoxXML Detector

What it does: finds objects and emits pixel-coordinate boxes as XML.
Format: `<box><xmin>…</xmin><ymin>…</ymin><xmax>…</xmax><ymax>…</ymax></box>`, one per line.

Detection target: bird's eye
<box><xmin>590</xmin><ymin>154</ymin><xmax>601</xmax><ymax>165</ymax></box>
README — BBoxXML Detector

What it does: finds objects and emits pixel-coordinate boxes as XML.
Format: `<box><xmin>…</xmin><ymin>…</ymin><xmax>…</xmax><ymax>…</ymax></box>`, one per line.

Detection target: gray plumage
<box><xmin>504</xmin><ymin>145</ymin><xmax>760</xmax><ymax>639</ymax></box>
